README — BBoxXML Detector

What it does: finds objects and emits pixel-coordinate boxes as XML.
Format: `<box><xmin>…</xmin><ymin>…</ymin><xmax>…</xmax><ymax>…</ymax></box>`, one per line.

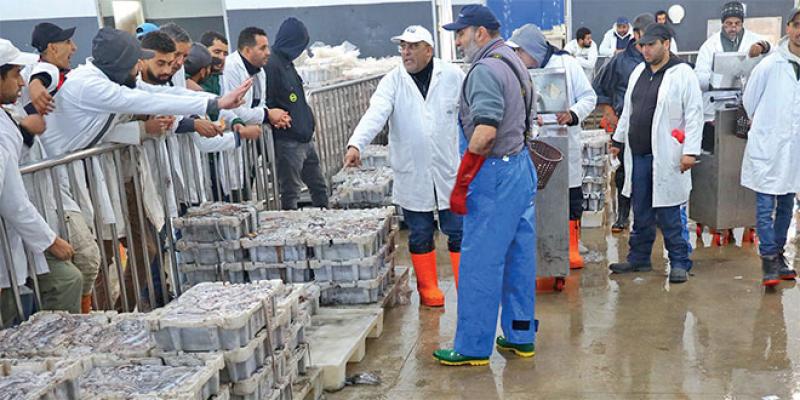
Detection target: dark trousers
<box><xmin>627</xmin><ymin>154</ymin><xmax>692</xmax><ymax>270</ymax></box>
<box><xmin>402</xmin><ymin>208</ymin><xmax>463</xmax><ymax>254</ymax></box>
<box><xmin>274</xmin><ymin>140</ymin><xmax>328</xmax><ymax>210</ymax></box>
<box><xmin>569</xmin><ymin>187</ymin><xmax>584</xmax><ymax>221</ymax></box>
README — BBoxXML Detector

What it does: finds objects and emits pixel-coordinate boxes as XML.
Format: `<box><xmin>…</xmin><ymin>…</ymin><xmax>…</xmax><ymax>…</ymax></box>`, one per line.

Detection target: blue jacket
<box><xmin>592</xmin><ymin>40</ymin><xmax>643</xmax><ymax>115</ymax></box>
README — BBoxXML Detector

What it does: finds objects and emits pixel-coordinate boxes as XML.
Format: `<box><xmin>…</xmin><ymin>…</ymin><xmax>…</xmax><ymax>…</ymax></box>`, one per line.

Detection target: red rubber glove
<box><xmin>672</xmin><ymin>129</ymin><xmax>685</xmax><ymax>144</ymax></box>
<box><xmin>450</xmin><ymin>151</ymin><xmax>486</xmax><ymax>215</ymax></box>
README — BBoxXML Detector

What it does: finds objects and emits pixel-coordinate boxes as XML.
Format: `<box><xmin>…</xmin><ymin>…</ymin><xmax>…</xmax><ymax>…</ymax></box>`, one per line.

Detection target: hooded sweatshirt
<box><xmin>265</xmin><ymin>18</ymin><xmax>315</xmax><ymax>143</ymax></box>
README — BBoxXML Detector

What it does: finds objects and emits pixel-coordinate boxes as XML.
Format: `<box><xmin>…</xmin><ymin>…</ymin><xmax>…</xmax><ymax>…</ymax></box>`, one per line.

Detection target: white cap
<box><xmin>0</xmin><ymin>38</ymin><xmax>38</xmax><ymax>67</ymax></box>
<box><xmin>391</xmin><ymin>25</ymin><xmax>434</xmax><ymax>46</ymax></box>
<box><xmin>506</xmin><ymin>40</ymin><xmax>520</xmax><ymax>49</ymax></box>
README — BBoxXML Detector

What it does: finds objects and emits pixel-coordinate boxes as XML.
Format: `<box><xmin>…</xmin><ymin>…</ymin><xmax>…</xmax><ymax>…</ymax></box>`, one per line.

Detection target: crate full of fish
<box><xmin>179</xmin><ymin>262</ymin><xmax>248</xmax><ymax>289</ymax></box>
<box><xmin>173</xmin><ymin>202</ymin><xmax>259</xmax><ymax>242</ymax></box>
<box><xmin>330</xmin><ymin>166</ymin><xmax>393</xmax><ymax>209</ymax></box>
<box><xmin>176</xmin><ymin>239</ymin><xmax>246</xmax><ymax>264</ymax></box>
<box><xmin>76</xmin><ymin>353</ymin><xmax>224</xmax><ymax>400</ymax></box>
<box><xmin>360</xmin><ymin>145</ymin><xmax>390</xmax><ymax>168</ymax></box>
<box><xmin>318</xmin><ymin>267</ymin><xmax>393</xmax><ymax>305</ymax></box>
<box><xmin>0</xmin><ymin>311</ymin><xmax>155</xmax><ymax>359</ymax></box>
<box><xmin>148</xmin><ymin>281</ymin><xmax>285</xmax><ymax>352</ymax></box>
<box><xmin>0</xmin><ymin>358</ymin><xmax>82</xmax><ymax>400</ymax></box>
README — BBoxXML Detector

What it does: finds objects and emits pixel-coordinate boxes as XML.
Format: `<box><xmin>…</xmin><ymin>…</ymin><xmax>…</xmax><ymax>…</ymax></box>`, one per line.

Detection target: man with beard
<box><xmin>345</xmin><ymin>25</ymin><xmax>465</xmax><ymax>307</ymax></box>
<box><xmin>433</xmin><ymin>5</ymin><xmax>537</xmax><ymax>366</ymax></box>
<box><xmin>564</xmin><ymin>27</ymin><xmax>598</xmax><ymax>79</ymax></box>
<box><xmin>199</xmin><ymin>31</ymin><xmax>228</xmax><ymax>95</ymax></box>
<box><xmin>264</xmin><ymin>17</ymin><xmax>328</xmax><ymax>210</ymax></box>
<box><xmin>38</xmin><ymin>28</ymin><xmax>251</xmax><ymax>309</ymax></box>
<box><xmin>607</xmin><ymin>24</ymin><xmax>703</xmax><ymax>284</ymax></box>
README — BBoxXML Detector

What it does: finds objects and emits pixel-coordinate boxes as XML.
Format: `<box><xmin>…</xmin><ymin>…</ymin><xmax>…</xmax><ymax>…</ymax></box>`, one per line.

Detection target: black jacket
<box><xmin>265</xmin><ymin>18</ymin><xmax>315</xmax><ymax>143</ymax></box>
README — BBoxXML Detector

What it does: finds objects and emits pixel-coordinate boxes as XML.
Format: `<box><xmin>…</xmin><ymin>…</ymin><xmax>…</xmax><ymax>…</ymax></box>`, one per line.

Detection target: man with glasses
<box><xmin>345</xmin><ymin>25</ymin><xmax>465</xmax><ymax>308</ymax></box>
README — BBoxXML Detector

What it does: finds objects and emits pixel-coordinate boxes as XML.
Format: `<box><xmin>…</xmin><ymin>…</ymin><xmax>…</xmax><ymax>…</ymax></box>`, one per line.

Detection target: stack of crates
<box><xmin>581</xmin><ymin>129</ymin><xmax>610</xmax><ymax>213</ymax></box>
<box><xmin>240</xmin><ymin>208</ymin><xmax>398</xmax><ymax>304</ymax></box>
<box><xmin>147</xmin><ymin>280</ymin><xmax>317</xmax><ymax>400</ymax></box>
<box><xmin>330</xmin><ymin>145</ymin><xmax>393</xmax><ymax>209</ymax></box>
<box><xmin>0</xmin><ymin>312</ymin><xmax>229</xmax><ymax>399</ymax></box>
<box><xmin>174</xmin><ymin>203</ymin><xmax>260</xmax><ymax>289</ymax></box>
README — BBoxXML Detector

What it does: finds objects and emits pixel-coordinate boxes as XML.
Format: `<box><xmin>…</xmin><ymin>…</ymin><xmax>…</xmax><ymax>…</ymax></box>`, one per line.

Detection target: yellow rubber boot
<box><xmin>410</xmin><ymin>252</ymin><xmax>445</xmax><ymax>307</ymax></box>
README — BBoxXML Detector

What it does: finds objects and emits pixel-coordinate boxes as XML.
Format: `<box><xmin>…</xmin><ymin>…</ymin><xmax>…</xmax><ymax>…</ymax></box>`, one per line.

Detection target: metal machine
<box><xmin>689</xmin><ymin>52</ymin><xmax>760</xmax><ymax>231</ymax></box>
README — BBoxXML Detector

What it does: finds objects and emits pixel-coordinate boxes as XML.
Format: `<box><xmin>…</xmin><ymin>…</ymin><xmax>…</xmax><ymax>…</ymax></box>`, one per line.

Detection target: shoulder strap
<box><xmin>84</xmin><ymin>113</ymin><xmax>117</xmax><ymax>150</ymax></box>
<box><xmin>462</xmin><ymin>54</ymin><xmax>533</xmax><ymax>138</ymax></box>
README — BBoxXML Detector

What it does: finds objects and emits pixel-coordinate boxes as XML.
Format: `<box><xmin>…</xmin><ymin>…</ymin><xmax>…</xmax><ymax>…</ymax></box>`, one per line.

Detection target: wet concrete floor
<box><xmin>327</xmin><ymin>219</ymin><xmax>800</xmax><ymax>399</ymax></box>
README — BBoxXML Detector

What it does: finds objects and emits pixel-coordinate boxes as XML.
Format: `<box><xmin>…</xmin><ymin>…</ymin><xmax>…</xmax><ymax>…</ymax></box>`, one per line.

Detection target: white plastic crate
<box><xmin>149</xmin><ymin>281</ymin><xmax>285</xmax><ymax>352</ymax></box>
<box><xmin>174</xmin><ymin>203</ymin><xmax>258</xmax><ymax>242</ymax></box>
<box><xmin>179</xmin><ymin>262</ymin><xmax>248</xmax><ymax>288</ymax></box>
<box><xmin>0</xmin><ymin>358</ymin><xmax>82</xmax><ymax>400</ymax></box>
<box><xmin>176</xmin><ymin>240</ymin><xmax>246</xmax><ymax>264</ymax></box>
<box><xmin>318</xmin><ymin>268</ymin><xmax>391</xmax><ymax>305</ymax></box>
<box><xmin>0</xmin><ymin>311</ymin><xmax>154</xmax><ymax>359</ymax></box>
<box><xmin>246</xmin><ymin>261</ymin><xmax>312</xmax><ymax>283</ymax></box>
<box><xmin>77</xmin><ymin>353</ymin><xmax>224</xmax><ymax>400</ymax></box>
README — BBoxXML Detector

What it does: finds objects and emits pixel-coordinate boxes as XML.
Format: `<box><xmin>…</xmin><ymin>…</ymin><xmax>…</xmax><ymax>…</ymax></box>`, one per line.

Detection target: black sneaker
<box><xmin>762</xmin><ymin>256</ymin><xmax>781</xmax><ymax>286</ymax></box>
<box><xmin>611</xmin><ymin>219</ymin><xmax>629</xmax><ymax>233</ymax></box>
<box><xmin>669</xmin><ymin>268</ymin><xmax>688</xmax><ymax>283</ymax></box>
<box><xmin>609</xmin><ymin>262</ymin><xmax>652</xmax><ymax>274</ymax></box>
<box><xmin>777</xmin><ymin>253</ymin><xmax>797</xmax><ymax>280</ymax></box>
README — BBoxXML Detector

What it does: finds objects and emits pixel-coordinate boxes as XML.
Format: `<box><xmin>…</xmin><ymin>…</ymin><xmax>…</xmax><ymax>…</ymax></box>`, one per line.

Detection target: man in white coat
<box><xmin>509</xmin><ymin>24</ymin><xmax>597</xmax><ymax>270</ymax></box>
<box><xmin>608</xmin><ymin>24</ymin><xmax>703</xmax><ymax>283</ymax></box>
<box><xmin>695</xmin><ymin>1</ymin><xmax>771</xmax><ymax>124</ymax></box>
<box><xmin>344</xmin><ymin>26</ymin><xmax>464</xmax><ymax>308</ymax></box>
<box><xmin>0</xmin><ymin>39</ymin><xmax>81</xmax><ymax>323</ymax></box>
<box><xmin>599</xmin><ymin>17</ymin><xmax>633</xmax><ymax>57</ymax></box>
<box><xmin>740</xmin><ymin>9</ymin><xmax>800</xmax><ymax>286</ymax></box>
<box><xmin>564</xmin><ymin>27</ymin><xmax>598</xmax><ymax>79</ymax></box>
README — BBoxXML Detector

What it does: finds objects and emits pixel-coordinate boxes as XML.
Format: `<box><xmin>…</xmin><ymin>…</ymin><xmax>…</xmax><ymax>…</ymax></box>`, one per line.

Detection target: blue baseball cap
<box><xmin>616</xmin><ymin>17</ymin><xmax>630</xmax><ymax>25</ymax></box>
<box><xmin>136</xmin><ymin>22</ymin><xmax>159</xmax><ymax>39</ymax></box>
<box><xmin>443</xmin><ymin>5</ymin><xmax>501</xmax><ymax>31</ymax></box>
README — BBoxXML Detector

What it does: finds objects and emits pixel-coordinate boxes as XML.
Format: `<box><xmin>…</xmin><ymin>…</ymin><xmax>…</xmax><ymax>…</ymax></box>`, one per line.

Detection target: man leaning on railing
<box><xmin>0</xmin><ymin>39</ymin><xmax>81</xmax><ymax>325</ymax></box>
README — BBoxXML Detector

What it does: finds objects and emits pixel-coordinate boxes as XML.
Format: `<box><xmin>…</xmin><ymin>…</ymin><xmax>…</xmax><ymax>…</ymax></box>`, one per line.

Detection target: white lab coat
<box><xmin>347</xmin><ymin>58</ymin><xmax>464</xmax><ymax>212</ymax></box>
<box><xmin>694</xmin><ymin>29</ymin><xmax>767</xmax><ymax>121</ymax></box>
<box><xmin>740</xmin><ymin>40</ymin><xmax>800</xmax><ymax>195</ymax></box>
<box><xmin>599</xmin><ymin>25</ymin><xmax>633</xmax><ymax>57</ymax></box>
<box><xmin>223</xmin><ymin>51</ymin><xmax>268</xmax><ymax>124</ymax></box>
<box><xmin>613</xmin><ymin>62</ymin><xmax>704</xmax><ymax>207</ymax></box>
<box><xmin>0</xmin><ymin>111</ymin><xmax>55</xmax><ymax>288</ymax></box>
<box><xmin>40</xmin><ymin>60</ymin><xmax>211</xmax><ymax>234</ymax></box>
<box><xmin>534</xmin><ymin>54</ymin><xmax>597</xmax><ymax>188</ymax></box>
<box><xmin>564</xmin><ymin>39</ymin><xmax>598</xmax><ymax>79</ymax></box>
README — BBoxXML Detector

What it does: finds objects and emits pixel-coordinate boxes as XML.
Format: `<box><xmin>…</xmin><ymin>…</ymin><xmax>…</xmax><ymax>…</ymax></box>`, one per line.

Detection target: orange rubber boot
<box><xmin>410</xmin><ymin>252</ymin><xmax>444</xmax><ymax>307</ymax></box>
<box><xmin>569</xmin><ymin>220</ymin><xmax>584</xmax><ymax>269</ymax></box>
<box><xmin>449</xmin><ymin>252</ymin><xmax>461</xmax><ymax>289</ymax></box>
<box><xmin>81</xmin><ymin>295</ymin><xmax>93</xmax><ymax>314</ymax></box>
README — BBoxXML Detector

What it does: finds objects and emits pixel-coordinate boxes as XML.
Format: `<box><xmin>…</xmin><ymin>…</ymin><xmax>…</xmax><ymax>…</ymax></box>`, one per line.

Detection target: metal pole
<box><xmin>113</xmin><ymin>149</ymin><xmax>142</xmax><ymax>312</ymax></box>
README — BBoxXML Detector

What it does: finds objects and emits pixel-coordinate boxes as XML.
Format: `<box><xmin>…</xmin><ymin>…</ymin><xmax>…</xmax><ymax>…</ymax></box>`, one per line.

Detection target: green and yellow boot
<box><xmin>433</xmin><ymin>349</ymin><xmax>489</xmax><ymax>366</ymax></box>
<box><xmin>495</xmin><ymin>336</ymin><xmax>535</xmax><ymax>358</ymax></box>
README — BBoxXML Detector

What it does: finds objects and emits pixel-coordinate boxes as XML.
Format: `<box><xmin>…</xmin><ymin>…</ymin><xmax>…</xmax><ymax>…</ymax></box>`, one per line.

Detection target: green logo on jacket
<box><xmin>289</xmin><ymin>93</ymin><xmax>298</xmax><ymax>103</ymax></box>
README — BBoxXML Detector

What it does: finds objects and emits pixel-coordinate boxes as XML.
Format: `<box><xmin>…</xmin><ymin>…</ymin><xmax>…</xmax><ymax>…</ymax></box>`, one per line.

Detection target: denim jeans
<box><xmin>628</xmin><ymin>154</ymin><xmax>692</xmax><ymax>270</ymax></box>
<box><xmin>402</xmin><ymin>208</ymin><xmax>463</xmax><ymax>254</ymax></box>
<box><xmin>755</xmin><ymin>192</ymin><xmax>795</xmax><ymax>257</ymax></box>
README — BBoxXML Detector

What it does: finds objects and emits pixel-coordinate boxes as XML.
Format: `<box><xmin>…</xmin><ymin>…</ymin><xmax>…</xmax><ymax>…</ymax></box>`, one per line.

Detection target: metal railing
<box><xmin>307</xmin><ymin>74</ymin><xmax>387</xmax><ymax>186</ymax></box>
<box><xmin>0</xmin><ymin>126</ymin><xmax>280</xmax><ymax>325</ymax></box>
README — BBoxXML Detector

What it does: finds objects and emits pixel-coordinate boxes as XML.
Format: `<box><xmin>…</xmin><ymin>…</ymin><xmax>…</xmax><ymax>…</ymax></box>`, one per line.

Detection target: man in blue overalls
<box><xmin>433</xmin><ymin>4</ymin><xmax>538</xmax><ymax>366</ymax></box>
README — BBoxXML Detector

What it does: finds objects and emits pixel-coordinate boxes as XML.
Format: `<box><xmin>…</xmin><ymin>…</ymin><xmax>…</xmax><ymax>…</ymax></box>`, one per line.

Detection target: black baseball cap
<box><xmin>185</xmin><ymin>43</ymin><xmax>213</xmax><ymax>76</ymax></box>
<box><xmin>639</xmin><ymin>23</ymin><xmax>673</xmax><ymax>45</ymax></box>
<box><xmin>31</xmin><ymin>23</ymin><xmax>76</xmax><ymax>52</ymax></box>
<box><xmin>443</xmin><ymin>4</ymin><xmax>501</xmax><ymax>31</ymax></box>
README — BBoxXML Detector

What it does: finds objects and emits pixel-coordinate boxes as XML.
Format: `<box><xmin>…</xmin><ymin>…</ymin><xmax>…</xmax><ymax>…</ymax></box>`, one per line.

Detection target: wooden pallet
<box><xmin>306</xmin><ymin>266</ymin><xmax>409</xmax><ymax>391</ymax></box>
<box><xmin>292</xmin><ymin>367</ymin><xmax>323</xmax><ymax>400</ymax></box>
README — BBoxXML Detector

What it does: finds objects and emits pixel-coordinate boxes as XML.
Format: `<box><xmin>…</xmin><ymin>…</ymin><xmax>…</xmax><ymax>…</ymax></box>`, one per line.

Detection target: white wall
<box><xmin>1</xmin><ymin>0</ymin><xmax>99</xmax><ymax>21</ymax></box>
<box><xmin>98</xmin><ymin>0</ymin><xmax>222</xmax><ymax>19</ymax></box>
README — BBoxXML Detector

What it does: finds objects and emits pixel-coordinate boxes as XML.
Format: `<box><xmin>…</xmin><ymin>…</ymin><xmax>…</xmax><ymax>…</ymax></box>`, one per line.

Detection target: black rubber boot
<box><xmin>777</xmin><ymin>252</ymin><xmax>797</xmax><ymax>280</ymax></box>
<box><xmin>609</xmin><ymin>262</ymin><xmax>652</xmax><ymax>274</ymax></box>
<box><xmin>668</xmin><ymin>268</ymin><xmax>688</xmax><ymax>283</ymax></box>
<box><xmin>762</xmin><ymin>256</ymin><xmax>781</xmax><ymax>286</ymax></box>
<box><xmin>612</xmin><ymin>194</ymin><xmax>630</xmax><ymax>233</ymax></box>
